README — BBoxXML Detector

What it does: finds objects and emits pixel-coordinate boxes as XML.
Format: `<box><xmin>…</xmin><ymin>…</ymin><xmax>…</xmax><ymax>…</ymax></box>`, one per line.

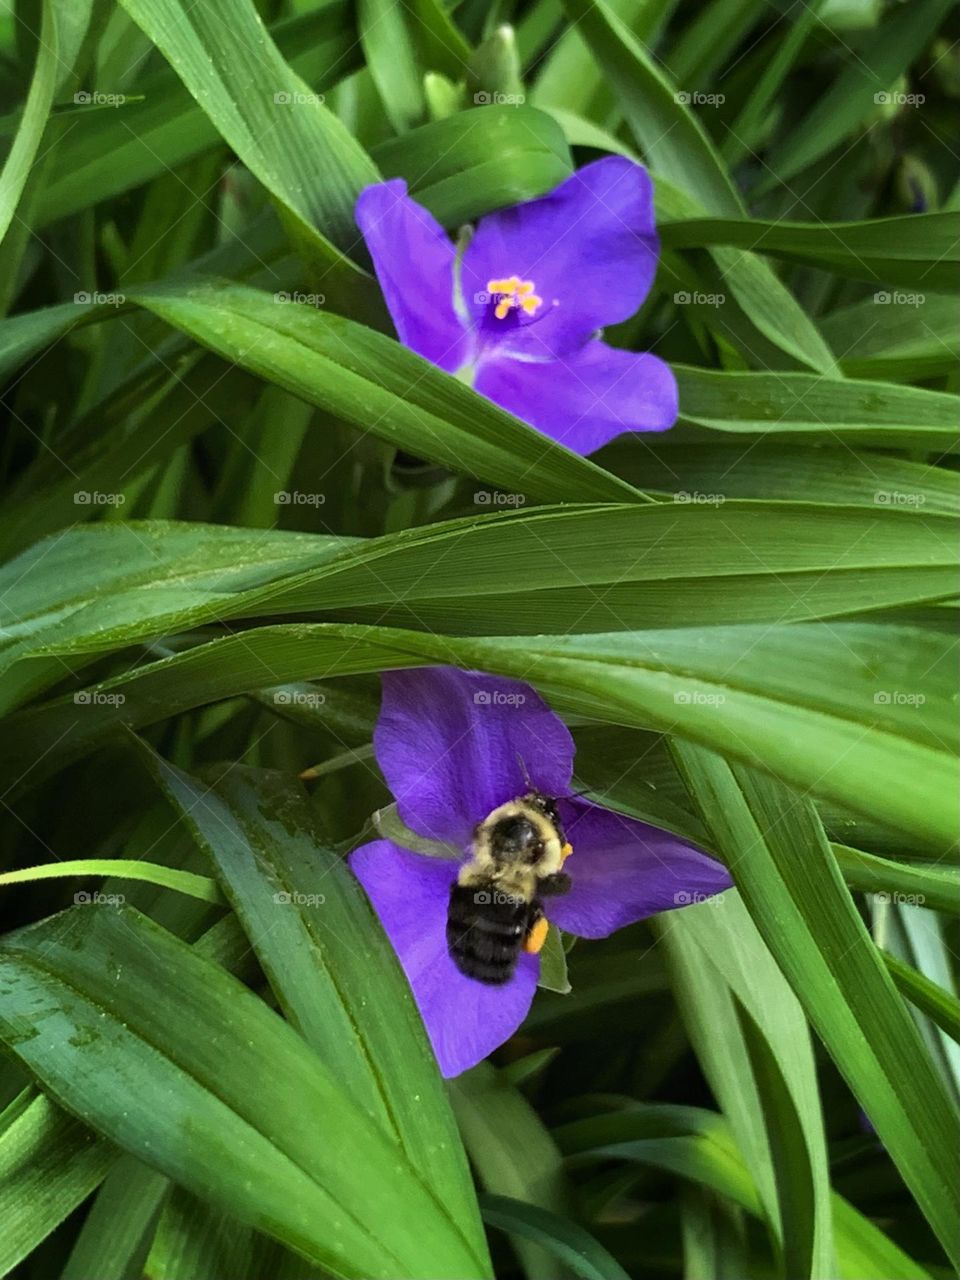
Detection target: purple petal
<box><xmin>374</xmin><ymin>667</ymin><xmax>575</xmax><ymax>846</ymax></box>
<box><xmin>461</xmin><ymin>156</ymin><xmax>659</xmax><ymax>358</ymax></box>
<box><xmin>545</xmin><ymin>801</ymin><xmax>731</xmax><ymax>938</ymax></box>
<box><xmin>350</xmin><ymin>840</ymin><xmax>538</xmax><ymax>1077</ymax></box>
<box><xmin>355</xmin><ymin>181</ymin><xmax>468</xmax><ymax>372</ymax></box>
<box><xmin>474</xmin><ymin>341</ymin><xmax>678</xmax><ymax>455</ymax></box>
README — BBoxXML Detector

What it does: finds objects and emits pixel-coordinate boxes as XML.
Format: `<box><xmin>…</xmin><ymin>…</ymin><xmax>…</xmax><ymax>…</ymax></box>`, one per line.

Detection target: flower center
<box><xmin>487</xmin><ymin>275</ymin><xmax>543</xmax><ymax>321</ymax></box>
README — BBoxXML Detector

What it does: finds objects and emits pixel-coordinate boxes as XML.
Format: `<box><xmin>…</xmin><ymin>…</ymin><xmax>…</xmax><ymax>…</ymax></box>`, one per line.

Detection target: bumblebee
<box><xmin>446</xmin><ymin>791</ymin><xmax>573</xmax><ymax>984</ymax></box>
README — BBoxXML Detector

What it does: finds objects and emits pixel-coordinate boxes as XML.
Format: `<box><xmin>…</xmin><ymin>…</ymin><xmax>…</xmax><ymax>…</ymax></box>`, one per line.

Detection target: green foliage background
<box><xmin>0</xmin><ymin>0</ymin><xmax>958</xmax><ymax>1277</ymax></box>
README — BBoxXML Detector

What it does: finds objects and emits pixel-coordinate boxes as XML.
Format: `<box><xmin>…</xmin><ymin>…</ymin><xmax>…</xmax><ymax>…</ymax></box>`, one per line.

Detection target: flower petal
<box><xmin>545</xmin><ymin>801</ymin><xmax>731</xmax><ymax>937</ymax></box>
<box><xmin>474</xmin><ymin>340</ymin><xmax>678</xmax><ymax>455</ymax></box>
<box><xmin>355</xmin><ymin>180</ymin><xmax>468</xmax><ymax>372</ymax></box>
<box><xmin>350</xmin><ymin>840</ymin><xmax>538</xmax><ymax>1077</ymax></box>
<box><xmin>374</xmin><ymin>667</ymin><xmax>575</xmax><ymax>846</ymax></box>
<box><xmin>462</xmin><ymin>156</ymin><xmax>659</xmax><ymax>357</ymax></box>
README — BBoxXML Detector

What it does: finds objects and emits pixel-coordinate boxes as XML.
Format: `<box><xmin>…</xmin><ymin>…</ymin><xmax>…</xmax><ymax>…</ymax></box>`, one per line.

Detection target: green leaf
<box><xmin>672</xmin><ymin>365</ymin><xmax>959</xmax><ymax>449</ymax></box>
<box><xmin>0</xmin><ymin>905</ymin><xmax>489</xmax><ymax>1279</ymax></box>
<box><xmin>561</xmin><ymin>0</ymin><xmax>742</xmax><ymax>216</ymax></box>
<box><xmin>142</xmin><ymin>756</ymin><xmax>488</xmax><ymax>1265</ymax></box>
<box><xmin>0</xmin><ymin>859</ymin><xmax>223</xmax><ymax>903</ymax></box>
<box><xmin>763</xmin><ymin>0</ymin><xmax>957</xmax><ymax>189</ymax></box>
<box><xmin>670</xmin><ymin>745</ymin><xmax>960</xmax><ymax>1267</ymax></box>
<box><xmin>130</xmin><ymin>281</ymin><xmax>640</xmax><ymax>504</ymax></box>
<box><xmin>4</xmin><ymin>500</ymin><xmax>956</xmax><ymax>713</ymax></box>
<box><xmin>882</xmin><ymin>952</ymin><xmax>960</xmax><ymax>1046</ymax></box>
<box><xmin>6</xmin><ymin>619</ymin><xmax>957</xmax><ymax>847</ymax></box>
<box><xmin>116</xmin><ymin>0</ymin><xmax>379</xmax><ymax>308</ymax></box>
<box><xmin>450</xmin><ymin>1063</ymin><xmax>569</xmax><ymax>1280</ymax></box>
<box><xmin>60</xmin><ymin>1156</ymin><xmax>168</xmax><ymax>1280</ymax></box>
<box><xmin>479</xmin><ymin>1194</ymin><xmax>633</xmax><ymax>1280</ymax></box>
<box><xmin>0</xmin><ymin>1087</ymin><xmax>113</xmax><ymax>1276</ymax></box>
<box><xmin>659</xmin><ymin>212</ymin><xmax>960</xmax><ymax>293</ymax></box>
<box><xmin>658</xmin><ymin>893</ymin><xmax>834</xmax><ymax>1278</ymax></box>
<box><xmin>33</xmin><ymin>4</ymin><xmax>363</xmax><ymax>229</ymax></box>
<box><xmin>0</xmin><ymin>0</ymin><xmax>92</xmax><ymax>245</ymax></box>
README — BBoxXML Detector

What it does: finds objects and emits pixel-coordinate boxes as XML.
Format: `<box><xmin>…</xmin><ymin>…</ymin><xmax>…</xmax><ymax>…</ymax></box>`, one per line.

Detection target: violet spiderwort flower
<box><xmin>350</xmin><ymin>667</ymin><xmax>731</xmax><ymax>1077</ymax></box>
<box><xmin>354</xmin><ymin>156</ymin><xmax>678</xmax><ymax>456</ymax></box>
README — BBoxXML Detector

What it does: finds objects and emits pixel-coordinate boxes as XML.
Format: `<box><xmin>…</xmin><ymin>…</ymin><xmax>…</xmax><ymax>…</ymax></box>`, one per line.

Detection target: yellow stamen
<box><xmin>523</xmin><ymin>916</ymin><xmax>550</xmax><ymax>954</ymax></box>
<box><xmin>487</xmin><ymin>275</ymin><xmax>543</xmax><ymax>320</ymax></box>
<box><xmin>560</xmin><ymin>842</ymin><xmax>573</xmax><ymax>862</ymax></box>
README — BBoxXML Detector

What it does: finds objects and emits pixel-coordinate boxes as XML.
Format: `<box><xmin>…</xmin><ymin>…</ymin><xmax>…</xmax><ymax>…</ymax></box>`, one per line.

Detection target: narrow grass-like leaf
<box><xmin>670</xmin><ymin>745</ymin><xmax>960</xmax><ymax>1267</ymax></box>
<box><xmin>479</xmin><ymin>1195</ymin><xmax>632</xmax><ymax>1280</ymax></box>
<box><xmin>143</xmin><ymin>755</ymin><xmax>488</xmax><ymax>1266</ymax></box>
<box><xmin>0</xmin><ymin>1088</ymin><xmax>113</xmax><ymax>1277</ymax></box>
<box><xmin>0</xmin><ymin>905</ymin><xmax>489</xmax><ymax>1279</ymax></box>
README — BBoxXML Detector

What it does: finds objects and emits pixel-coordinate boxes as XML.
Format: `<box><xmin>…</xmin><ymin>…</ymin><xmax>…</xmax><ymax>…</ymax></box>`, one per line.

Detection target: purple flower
<box><xmin>350</xmin><ymin>667</ymin><xmax>730</xmax><ymax>1077</ymax></box>
<box><xmin>354</xmin><ymin>157</ymin><xmax>678</xmax><ymax>456</ymax></box>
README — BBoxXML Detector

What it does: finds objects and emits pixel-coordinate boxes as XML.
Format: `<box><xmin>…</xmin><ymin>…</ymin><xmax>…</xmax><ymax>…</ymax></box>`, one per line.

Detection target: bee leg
<box><xmin>538</xmin><ymin>871</ymin><xmax>572</xmax><ymax>897</ymax></box>
<box><xmin>523</xmin><ymin>911</ymin><xmax>550</xmax><ymax>955</ymax></box>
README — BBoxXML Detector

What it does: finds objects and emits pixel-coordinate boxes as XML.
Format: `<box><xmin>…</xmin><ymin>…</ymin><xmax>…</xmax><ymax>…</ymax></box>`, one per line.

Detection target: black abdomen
<box><xmin>446</xmin><ymin>882</ymin><xmax>535</xmax><ymax>984</ymax></box>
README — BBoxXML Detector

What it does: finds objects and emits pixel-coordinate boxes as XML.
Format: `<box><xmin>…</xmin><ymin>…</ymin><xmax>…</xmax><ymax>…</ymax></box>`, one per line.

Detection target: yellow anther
<box><xmin>561</xmin><ymin>842</ymin><xmax>573</xmax><ymax>862</ymax></box>
<box><xmin>487</xmin><ymin>275</ymin><xmax>543</xmax><ymax>320</ymax></box>
<box><xmin>523</xmin><ymin>916</ymin><xmax>550</xmax><ymax>955</ymax></box>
